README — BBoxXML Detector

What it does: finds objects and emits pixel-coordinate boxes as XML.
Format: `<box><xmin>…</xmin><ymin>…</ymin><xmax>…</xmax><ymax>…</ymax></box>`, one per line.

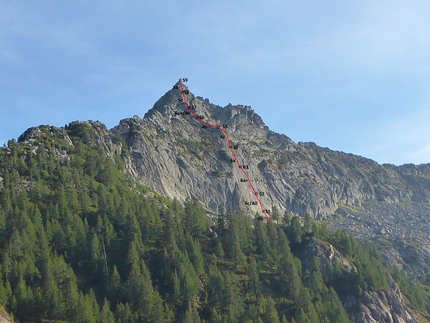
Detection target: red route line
<box><xmin>178</xmin><ymin>81</ymin><xmax>271</xmax><ymax>224</ymax></box>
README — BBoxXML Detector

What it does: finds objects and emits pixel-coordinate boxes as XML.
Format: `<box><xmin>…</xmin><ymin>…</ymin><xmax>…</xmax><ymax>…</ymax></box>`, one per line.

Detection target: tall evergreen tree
<box><xmin>221</xmin><ymin>271</ymin><xmax>243</xmax><ymax>323</ymax></box>
<box><xmin>99</xmin><ymin>298</ymin><xmax>115</xmax><ymax>323</ymax></box>
<box><xmin>246</xmin><ymin>257</ymin><xmax>262</xmax><ymax>302</ymax></box>
<box><xmin>262</xmin><ymin>296</ymin><xmax>280</xmax><ymax>323</ymax></box>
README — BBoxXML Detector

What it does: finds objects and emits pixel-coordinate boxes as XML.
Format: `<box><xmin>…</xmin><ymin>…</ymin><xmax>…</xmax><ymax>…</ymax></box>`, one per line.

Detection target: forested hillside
<box><xmin>0</xmin><ymin>123</ymin><xmax>428</xmax><ymax>322</ymax></box>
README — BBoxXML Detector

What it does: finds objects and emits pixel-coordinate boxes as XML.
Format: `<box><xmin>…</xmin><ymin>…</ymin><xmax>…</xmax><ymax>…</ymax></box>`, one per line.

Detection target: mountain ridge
<box><xmin>13</xmin><ymin>82</ymin><xmax>430</xmax><ymax>220</ymax></box>
<box><xmin>10</xmin><ymin>82</ymin><xmax>430</xmax><ymax>276</ymax></box>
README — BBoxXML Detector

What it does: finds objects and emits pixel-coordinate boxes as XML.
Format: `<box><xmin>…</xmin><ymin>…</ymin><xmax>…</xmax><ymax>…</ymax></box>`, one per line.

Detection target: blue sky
<box><xmin>1</xmin><ymin>1</ymin><xmax>429</xmax><ymax>165</ymax></box>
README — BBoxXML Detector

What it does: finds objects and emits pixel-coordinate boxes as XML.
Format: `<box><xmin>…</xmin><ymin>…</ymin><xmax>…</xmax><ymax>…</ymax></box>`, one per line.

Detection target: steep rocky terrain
<box><xmin>111</xmin><ymin>82</ymin><xmax>430</xmax><ymax>218</ymax></box>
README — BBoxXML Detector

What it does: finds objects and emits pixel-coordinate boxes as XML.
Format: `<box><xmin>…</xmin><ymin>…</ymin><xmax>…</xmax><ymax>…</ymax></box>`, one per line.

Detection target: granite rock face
<box><xmin>109</xmin><ymin>84</ymin><xmax>430</xmax><ymax>221</ymax></box>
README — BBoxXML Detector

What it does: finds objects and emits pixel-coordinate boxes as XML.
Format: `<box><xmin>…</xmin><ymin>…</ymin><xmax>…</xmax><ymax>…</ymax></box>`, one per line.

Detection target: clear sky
<box><xmin>1</xmin><ymin>1</ymin><xmax>429</xmax><ymax>165</ymax></box>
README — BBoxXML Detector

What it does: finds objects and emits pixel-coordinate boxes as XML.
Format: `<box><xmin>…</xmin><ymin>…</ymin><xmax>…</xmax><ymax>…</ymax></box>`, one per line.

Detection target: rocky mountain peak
<box><xmin>141</xmin><ymin>83</ymin><xmax>268</xmax><ymax>139</ymax></box>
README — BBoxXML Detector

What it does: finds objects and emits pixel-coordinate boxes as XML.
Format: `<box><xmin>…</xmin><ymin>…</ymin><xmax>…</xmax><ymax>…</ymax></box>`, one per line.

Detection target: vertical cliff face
<box><xmin>111</xmin><ymin>84</ymin><xmax>278</xmax><ymax>216</ymax></box>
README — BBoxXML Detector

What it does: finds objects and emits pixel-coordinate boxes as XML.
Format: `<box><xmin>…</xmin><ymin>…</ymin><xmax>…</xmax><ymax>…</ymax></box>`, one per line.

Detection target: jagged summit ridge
<box><xmin>142</xmin><ymin>82</ymin><xmax>269</xmax><ymax>142</ymax></box>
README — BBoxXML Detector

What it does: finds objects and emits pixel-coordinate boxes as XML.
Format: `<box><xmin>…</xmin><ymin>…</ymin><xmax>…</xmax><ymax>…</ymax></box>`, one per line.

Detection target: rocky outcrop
<box><xmin>18</xmin><ymin>124</ymin><xmax>73</xmax><ymax>146</ymax></box>
<box><xmin>303</xmin><ymin>237</ymin><xmax>357</xmax><ymax>274</ymax></box>
<box><xmin>344</xmin><ymin>276</ymin><xmax>417</xmax><ymax>323</ymax></box>
<box><xmin>302</xmin><ymin>238</ymin><xmax>420</xmax><ymax>323</ymax></box>
<box><xmin>0</xmin><ymin>307</ymin><xmax>13</xmax><ymax>323</ymax></box>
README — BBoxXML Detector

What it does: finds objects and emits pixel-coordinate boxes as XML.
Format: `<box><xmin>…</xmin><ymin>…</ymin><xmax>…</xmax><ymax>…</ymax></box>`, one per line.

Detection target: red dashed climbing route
<box><xmin>178</xmin><ymin>79</ymin><xmax>271</xmax><ymax>224</ymax></box>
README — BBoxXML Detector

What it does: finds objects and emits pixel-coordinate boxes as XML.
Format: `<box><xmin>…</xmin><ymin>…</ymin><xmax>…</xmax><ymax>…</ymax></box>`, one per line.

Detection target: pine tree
<box><xmin>187</xmin><ymin>236</ymin><xmax>205</xmax><ymax>274</ymax></box>
<box><xmin>304</xmin><ymin>214</ymin><xmax>312</xmax><ymax>231</ymax></box>
<box><xmin>267</xmin><ymin>220</ymin><xmax>279</xmax><ymax>256</ymax></box>
<box><xmin>246</xmin><ymin>257</ymin><xmax>262</xmax><ymax>302</ymax></box>
<box><xmin>225</xmin><ymin>211</ymin><xmax>245</xmax><ymax>268</ymax></box>
<box><xmin>300</xmin><ymin>289</ymin><xmax>319</xmax><ymax>323</ymax></box>
<box><xmin>289</xmin><ymin>216</ymin><xmax>302</xmax><ymax>245</ymax></box>
<box><xmin>209</xmin><ymin>308</ymin><xmax>223</xmax><ymax>323</ymax></box>
<box><xmin>178</xmin><ymin>255</ymin><xmax>199</xmax><ymax>305</ymax></box>
<box><xmin>75</xmin><ymin>291</ymin><xmax>98</xmax><ymax>323</ymax></box>
<box><xmin>217</xmin><ymin>205</ymin><xmax>226</xmax><ymax>242</ymax></box>
<box><xmin>0</xmin><ymin>207</ymin><xmax>6</xmax><ymax>244</ymax></box>
<box><xmin>305</xmin><ymin>258</ymin><xmax>326</xmax><ymax>299</ymax></box>
<box><xmin>127</xmin><ymin>259</ymin><xmax>171</xmax><ymax>323</ymax></box>
<box><xmin>254</xmin><ymin>215</ymin><xmax>268</xmax><ymax>260</ymax></box>
<box><xmin>172</xmin><ymin>269</ymin><xmax>181</xmax><ymax>306</ymax></box>
<box><xmin>262</xmin><ymin>296</ymin><xmax>280</xmax><ymax>323</ymax></box>
<box><xmin>212</xmin><ymin>237</ymin><xmax>225</xmax><ymax>258</ymax></box>
<box><xmin>184</xmin><ymin>199</ymin><xmax>210</xmax><ymax>239</ymax></box>
<box><xmin>278</xmin><ymin>251</ymin><xmax>303</xmax><ymax>305</ymax></box>
<box><xmin>0</xmin><ymin>280</ymin><xmax>8</xmax><ymax>308</ymax></box>
<box><xmin>107</xmin><ymin>265</ymin><xmax>122</xmax><ymax>306</ymax></box>
<box><xmin>325</xmin><ymin>287</ymin><xmax>351</xmax><ymax>323</ymax></box>
<box><xmin>221</xmin><ymin>271</ymin><xmax>243</xmax><ymax>322</ymax></box>
<box><xmin>207</xmin><ymin>265</ymin><xmax>224</xmax><ymax>311</ymax></box>
<box><xmin>184</xmin><ymin>301</ymin><xmax>202</xmax><ymax>323</ymax></box>
<box><xmin>115</xmin><ymin>302</ymin><xmax>134</xmax><ymax>323</ymax></box>
<box><xmin>99</xmin><ymin>298</ymin><xmax>116</xmax><ymax>323</ymax></box>
<box><xmin>126</xmin><ymin>240</ymin><xmax>140</xmax><ymax>270</ymax></box>
<box><xmin>295</xmin><ymin>308</ymin><xmax>310</xmax><ymax>323</ymax></box>
<box><xmin>164</xmin><ymin>207</ymin><xmax>179</xmax><ymax>252</ymax></box>
<box><xmin>88</xmin><ymin>233</ymin><xmax>105</xmax><ymax>286</ymax></box>
<box><xmin>15</xmin><ymin>277</ymin><xmax>32</xmax><ymax>319</ymax></box>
